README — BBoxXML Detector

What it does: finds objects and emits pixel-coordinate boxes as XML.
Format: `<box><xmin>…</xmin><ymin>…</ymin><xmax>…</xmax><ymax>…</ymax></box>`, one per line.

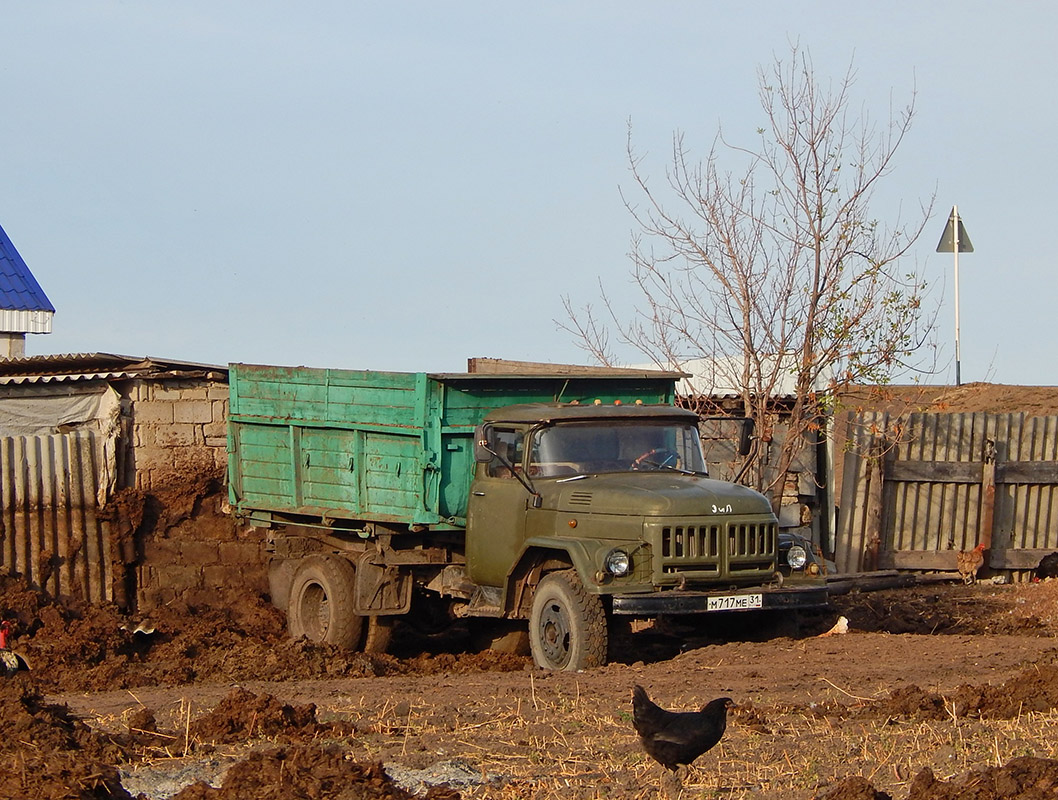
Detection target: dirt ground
<box><xmin>837</xmin><ymin>382</ymin><xmax>1058</xmax><ymax>417</ymax></box>
<box><xmin>2</xmin><ymin>575</ymin><xmax>1058</xmax><ymax>799</ymax></box>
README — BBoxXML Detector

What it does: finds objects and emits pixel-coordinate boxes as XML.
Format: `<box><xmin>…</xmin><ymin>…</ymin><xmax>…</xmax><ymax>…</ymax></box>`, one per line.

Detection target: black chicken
<box><xmin>632</xmin><ymin>685</ymin><xmax>734</xmax><ymax>770</ymax></box>
<box><xmin>1034</xmin><ymin>552</ymin><xmax>1058</xmax><ymax>581</ymax></box>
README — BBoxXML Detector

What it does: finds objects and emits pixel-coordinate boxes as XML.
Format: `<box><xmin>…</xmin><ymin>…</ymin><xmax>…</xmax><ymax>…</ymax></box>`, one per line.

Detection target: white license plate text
<box><xmin>707</xmin><ymin>593</ymin><xmax>763</xmax><ymax>611</ymax></box>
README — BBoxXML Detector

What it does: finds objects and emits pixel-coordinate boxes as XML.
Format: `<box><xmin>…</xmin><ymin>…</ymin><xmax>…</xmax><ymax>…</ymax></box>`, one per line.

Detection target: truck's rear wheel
<box><xmin>529</xmin><ymin>570</ymin><xmax>607</xmax><ymax>670</ymax></box>
<box><xmin>287</xmin><ymin>555</ymin><xmax>364</xmax><ymax>649</ymax></box>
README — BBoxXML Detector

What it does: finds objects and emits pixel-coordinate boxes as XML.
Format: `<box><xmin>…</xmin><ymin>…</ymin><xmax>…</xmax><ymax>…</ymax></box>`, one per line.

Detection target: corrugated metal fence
<box><xmin>836</xmin><ymin>411</ymin><xmax>1058</xmax><ymax>574</ymax></box>
<box><xmin>0</xmin><ymin>431</ymin><xmax>114</xmax><ymax>602</ymax></box>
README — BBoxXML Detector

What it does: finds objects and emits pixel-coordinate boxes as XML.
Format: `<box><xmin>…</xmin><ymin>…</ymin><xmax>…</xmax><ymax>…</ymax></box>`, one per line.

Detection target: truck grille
<box><xmin>654</xmin><ymin>520</ymin><xmax>776</xmax><ymax>579</ymax></box>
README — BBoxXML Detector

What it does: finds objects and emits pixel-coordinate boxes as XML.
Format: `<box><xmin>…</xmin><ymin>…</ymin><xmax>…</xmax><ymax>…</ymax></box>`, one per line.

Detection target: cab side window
<box><xmin>487</xmin><ymin>428</ymin><xmax>524</xmax><ymax>478</ymax></box>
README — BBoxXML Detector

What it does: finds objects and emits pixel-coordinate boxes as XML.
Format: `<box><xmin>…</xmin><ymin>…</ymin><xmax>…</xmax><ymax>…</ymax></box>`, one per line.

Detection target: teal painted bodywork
<box><xmin>227</xmin><ymin>363</ymin><xmax>678</xmax><ymax>528</ymax></box>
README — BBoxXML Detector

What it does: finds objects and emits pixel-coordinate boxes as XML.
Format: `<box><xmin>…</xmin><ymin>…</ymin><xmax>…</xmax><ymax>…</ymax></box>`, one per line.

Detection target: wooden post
<box><xmin>863</xmin><ymin>441</ymin><xmax>886</xmax><ymax>572</ymax></box>
<box><xmin>980</xmin><ymin>438</ymin><xmax>996</xmax><ymax>551</ymax></box>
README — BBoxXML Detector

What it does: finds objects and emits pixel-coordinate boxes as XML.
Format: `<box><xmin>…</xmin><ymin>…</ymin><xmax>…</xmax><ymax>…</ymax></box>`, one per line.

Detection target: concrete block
<box><xmin>135</xmin><ymin>446</ymin><xmax>176</xmax><ymax>470</ymax></box>
<box><xmin>174</xmin><ymin>400</ymin><xmax>213</xmax><ymax>424</ymax></box>
<box><xmin>139</xmin><ymin>586</ymin><xmax>176</xmax><ymax>610</ymax></box>
<box><xmin>153</xmin><ymin>424</ymin><xmax>197</xmax><ymax>447</ymax></box>
<box><xmin>151</xmin><ymin>385</ymin><xmax>184</xmax><ymax>401</ymax></box>
<box><xmin>203</xmin><ymin>419</ymin><xmax>227</xmax><ymax>438</ymax></box>
<box><xmin>179</xmin><ymin>386</ymin><xmax>210</xmax><ymax>401</ymax></box>
<box><xmin>203</xmin><ymin>564</ymin><xmax>239</xmax><ymax>587</ymax></box>
<box><xmin>134</xmin><ymin>401</ymin><xmax>175</xmax><ymax>425</ymax></box>
<box><xmin>219</xmin><ymin>541</ymin><xmax>265</xmax><ymax>564</ymax></box>
<box><xmin>207</xmin><ymin>385</ymin><xmax>230</xmax><ymax>401</ymax></box>
<box><xmin>179</xmin><ymin>540</ymin><xmax>220</xmax><ymax>564</ymax></box>
<box><xmin>212</xmin><ymin>399</ymin><xmax>227</xmax><ymax>422</ymax></box>
<box><xmin>143</xmin><ymin>537</ymin><xmax>180</xmax><ymax>561</ymax></box>
<box><xmin>155</xmin><ymin>565</ymin><xmax>202</xmax><ymax>591</ymax></box>
<box><xmin>172</xmin><ymin>447</ymin><xmax>216</xmax><ymax>473</ymax></box>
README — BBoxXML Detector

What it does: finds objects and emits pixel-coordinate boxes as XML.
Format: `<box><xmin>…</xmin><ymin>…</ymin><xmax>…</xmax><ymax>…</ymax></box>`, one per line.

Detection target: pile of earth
<box><xmin>820</xmin><ymin>758</ymin><xmax>1058</xmax><ymax>800</ymax></box>
<box><xmin>0</xmin><ymin>575</ymin><xmax>527</xmax><ymax>695</ymax></box>
<box><xmin>0</xmin><ymin>676</ymin><xmax>461</xmax><ymax>800</ymax></box>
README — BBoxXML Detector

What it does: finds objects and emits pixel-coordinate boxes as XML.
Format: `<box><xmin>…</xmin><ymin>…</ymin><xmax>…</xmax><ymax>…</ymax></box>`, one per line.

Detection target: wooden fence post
<box><xmin>863</xmin><ymin>440</ymin><xmax>886</xmax><ymax>572</ymax></box>
<box><xmin>980</xmin><ymin>437</ymin><xmax>996</xmax><ymax>551</ymax></box>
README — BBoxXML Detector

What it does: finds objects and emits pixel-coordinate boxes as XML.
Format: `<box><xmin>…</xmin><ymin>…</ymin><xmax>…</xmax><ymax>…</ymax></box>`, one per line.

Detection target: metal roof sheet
<box><xmin>0</xmin><ymin>353</ymin><xmax>227</xmax><ymax>385</ymax></box>
<box><xmin>0</xmin><ymin>222</ymin><xmax>55</xmax><ymax>315</ymax></box>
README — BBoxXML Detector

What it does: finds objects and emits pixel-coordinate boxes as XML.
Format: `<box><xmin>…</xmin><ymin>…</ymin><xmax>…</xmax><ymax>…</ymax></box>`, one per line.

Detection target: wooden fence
<box><xmin>835</xmin><ymin>411</ymin><xmax>1058</xmax><ymax>575</ymax></box>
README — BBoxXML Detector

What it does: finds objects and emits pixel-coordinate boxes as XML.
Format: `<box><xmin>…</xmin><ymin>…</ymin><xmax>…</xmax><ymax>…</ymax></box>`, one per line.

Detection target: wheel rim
<box><xmin>301</xmin><ymin>582</ymin><xmax>330</xmax><ymax>641</ymax></box>
<box><xmin>538</xmin><ymin>598</ymin><xmax>572</xmax><ymax>667</ymax></box>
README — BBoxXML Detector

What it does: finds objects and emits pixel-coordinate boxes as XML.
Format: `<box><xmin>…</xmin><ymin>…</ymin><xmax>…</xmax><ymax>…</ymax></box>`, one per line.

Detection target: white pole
<box><xmin>953</xmin><ymin>205</ymin><xmax>961</xmax><ymax>386</ymax></box>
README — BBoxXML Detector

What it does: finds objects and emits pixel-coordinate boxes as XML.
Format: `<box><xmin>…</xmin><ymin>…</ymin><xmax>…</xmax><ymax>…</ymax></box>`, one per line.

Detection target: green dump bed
<box><xmin>227</xmin><ymin>363</ymin><xmax>678</xmax><ymax>528</ymax></box>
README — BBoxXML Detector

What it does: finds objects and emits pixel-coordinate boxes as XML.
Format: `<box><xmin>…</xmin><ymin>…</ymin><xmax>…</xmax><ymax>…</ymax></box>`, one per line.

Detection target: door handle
<box><xmin>472</xmin><ymin>491</ymin><xmax>486</xmax><ymax>496</ymax></box>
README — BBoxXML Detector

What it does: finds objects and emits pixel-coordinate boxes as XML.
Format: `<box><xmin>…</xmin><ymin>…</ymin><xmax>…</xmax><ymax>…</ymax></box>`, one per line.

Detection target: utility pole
<box><xmin>936</xmin><ymin>206</ymin><xmax>974</xmax><ymax>386</ymax></box>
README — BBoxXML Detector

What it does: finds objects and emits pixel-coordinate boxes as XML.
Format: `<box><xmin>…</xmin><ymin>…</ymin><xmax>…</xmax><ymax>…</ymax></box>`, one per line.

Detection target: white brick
<box><xmin>174</xmin><ymin>400</ymin><xmax>213</xmax><ymax>424</ymax></box>
<box><xmin>135</xmin><ymin>401</ymin><xmax>175</xmax><ymax>424</ymax></box>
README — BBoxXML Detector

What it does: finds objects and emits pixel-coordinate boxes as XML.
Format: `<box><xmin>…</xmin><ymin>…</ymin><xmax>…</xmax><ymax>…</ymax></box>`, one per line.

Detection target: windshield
<box><xmin>528</xmin><ymin>420</ymin><xmax>706</xmax><ymax>477</ymax></box>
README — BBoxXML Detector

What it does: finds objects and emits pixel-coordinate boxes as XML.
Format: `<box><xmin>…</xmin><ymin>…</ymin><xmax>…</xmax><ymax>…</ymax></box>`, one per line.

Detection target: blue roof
<box><xmin>0</xmin><ymin>222</ymin><xmax>54</xmax><ymax>313</ymax></box>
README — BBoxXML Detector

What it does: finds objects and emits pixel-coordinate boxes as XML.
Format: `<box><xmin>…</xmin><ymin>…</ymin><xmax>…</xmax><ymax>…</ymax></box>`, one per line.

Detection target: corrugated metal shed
<box><xmin>0</xmin><ymin>222</ymin><xmax>54</xmax><ymax>333</ymax></box>
<box><xmin>0</xmin><ymin>353</ymin><xmax>228</xmax><ymax>603</ymax></box>
<box><xmin>0</xmin><ymin>352</ymin><xmax>228</xmax><ymax>385</ymax></box>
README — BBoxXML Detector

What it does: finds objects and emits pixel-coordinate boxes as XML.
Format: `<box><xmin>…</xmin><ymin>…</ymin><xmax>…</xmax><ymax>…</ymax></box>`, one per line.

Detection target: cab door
<box><xmin>466</xmin><ymin>426</ymin><xmax>529</xmax><ymax>587</ymax></box>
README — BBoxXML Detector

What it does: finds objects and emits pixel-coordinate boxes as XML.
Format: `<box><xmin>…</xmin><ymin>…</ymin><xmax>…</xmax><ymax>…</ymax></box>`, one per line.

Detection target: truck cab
<box><xmin>467</xmin><ymin>403</ymin><xmax>827</xmax><ymax>669</ymax></box>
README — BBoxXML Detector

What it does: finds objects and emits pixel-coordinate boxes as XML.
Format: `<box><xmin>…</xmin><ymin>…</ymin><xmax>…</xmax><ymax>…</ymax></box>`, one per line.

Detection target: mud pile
<box><xmin>0</xmin><ymin>679</ymin><xmax>461</xmax><ymax>800</ymax></box>
<box><xmin>0</xmin><ymin>676</ymin><xmax>132</xmax><ymax>800</ymax></box>
<box><xmin>819</xmin><ymin>757</ymin><xmax>1058</xmax><ymax>800</ymax></box>
<box><xmin>0</xmin><ymin>575</ymin><xmax>527</xmax><ymax>694</ymax></box>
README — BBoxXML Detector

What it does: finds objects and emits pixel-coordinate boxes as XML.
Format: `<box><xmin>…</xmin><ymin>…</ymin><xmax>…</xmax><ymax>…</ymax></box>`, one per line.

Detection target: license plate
<box><xmin>707</xmin><ymin>593</ymin><xmax>763</xmax><ymax>611</ymax></box>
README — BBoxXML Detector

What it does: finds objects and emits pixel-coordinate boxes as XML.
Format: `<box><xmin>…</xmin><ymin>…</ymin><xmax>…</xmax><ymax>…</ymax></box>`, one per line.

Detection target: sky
<box><xmin>0</xmin><ymin>2</ymin><xmax>1053</xmax><ymax>385</ymax></box>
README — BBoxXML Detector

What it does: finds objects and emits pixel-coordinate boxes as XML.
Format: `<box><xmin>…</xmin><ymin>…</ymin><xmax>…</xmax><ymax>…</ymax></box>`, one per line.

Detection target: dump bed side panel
<box><xmin>228</xmin><ymin>364</ymin><xmax>442</xmax><ymax>524</ymax></box>
<box><xmin>228</xmin><ymin>364</ymin><xmax>679</xmax><ymax>527</ymax></box>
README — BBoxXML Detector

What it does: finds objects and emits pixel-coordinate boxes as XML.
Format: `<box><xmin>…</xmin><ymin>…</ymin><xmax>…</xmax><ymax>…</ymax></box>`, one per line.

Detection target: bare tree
<box><xmin>562</xmin><ymin>46</ymin><xmax>936</xmax><ymax>503</ymax></box>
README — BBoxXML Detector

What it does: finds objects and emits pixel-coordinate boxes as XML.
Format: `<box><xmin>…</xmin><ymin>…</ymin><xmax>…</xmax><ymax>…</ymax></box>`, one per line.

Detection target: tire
<box><xmin>287</xmin><ymin>555</ymin><xmax>364</xmax><ymax>649</ymax></box>
<box><xmin>470</xmin><ymin>619</ymin><xmax>531</xmax><ymax>655</ymax></box>
<box><xmin>361</xmin><ymin>615</ymin><xmax>394</xmax><ymax>653</ymax></box>
<box><xmin>529</xmin><ymin>570</ymin><xmax>608</xmax><ymax>671</ymax></box>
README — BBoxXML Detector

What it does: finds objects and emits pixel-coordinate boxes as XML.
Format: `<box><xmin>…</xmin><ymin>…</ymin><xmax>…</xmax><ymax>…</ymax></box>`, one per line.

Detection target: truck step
<box><xmin>467</xmin><ymin>585</ymin><xmax>504</xmax><ymax>617</ymax></box>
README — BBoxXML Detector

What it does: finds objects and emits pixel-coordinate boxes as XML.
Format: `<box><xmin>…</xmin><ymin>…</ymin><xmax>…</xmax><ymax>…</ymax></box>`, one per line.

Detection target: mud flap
<box><xmin>354</xmin><ymin>553</ymin><xmax>412</xmax><ymax>615</ymax></box>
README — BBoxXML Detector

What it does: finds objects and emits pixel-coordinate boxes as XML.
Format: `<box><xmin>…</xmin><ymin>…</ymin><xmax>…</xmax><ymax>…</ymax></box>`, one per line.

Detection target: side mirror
<box><xmin>474</xmin><ymin>424</ymin><xmax>494</xmax><ymax>462</ymax></box>
<box><xmin>738</xmin><ymin>418</ymin><xmax>755</xmax><ymax>457</ymax></box>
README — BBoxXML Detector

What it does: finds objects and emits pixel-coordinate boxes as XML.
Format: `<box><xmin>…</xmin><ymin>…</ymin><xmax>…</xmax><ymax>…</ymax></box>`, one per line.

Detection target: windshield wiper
<box><xmin>556</xmin><ymin>474</ymin><xmax>590</xmax><ymax>483</ymax></box>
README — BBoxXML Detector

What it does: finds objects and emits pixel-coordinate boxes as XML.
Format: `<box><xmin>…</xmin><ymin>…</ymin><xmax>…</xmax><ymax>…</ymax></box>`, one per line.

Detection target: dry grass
<box><xmin>313</xmin><ymin>677</ymin><xmax>1058</xmax><ymax>800</ymax></box>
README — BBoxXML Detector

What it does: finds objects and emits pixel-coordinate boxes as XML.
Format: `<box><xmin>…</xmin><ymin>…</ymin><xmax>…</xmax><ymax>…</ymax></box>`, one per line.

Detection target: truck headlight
<box><xmin>604</xmin><ymin>548</ymin><xmax>631</xmax><ymax>576</ymax></box>
<box><xmin>785</xmin><ymin>545</ymin><xmax>808</xmax><ymax>570</ymax></box>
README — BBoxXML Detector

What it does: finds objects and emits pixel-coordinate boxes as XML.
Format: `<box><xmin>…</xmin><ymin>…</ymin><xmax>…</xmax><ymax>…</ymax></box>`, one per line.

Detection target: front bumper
<box><xmin>610</xmin><ymin>584</ymin><xmax>829</xmax><ymax>615</ymax></box>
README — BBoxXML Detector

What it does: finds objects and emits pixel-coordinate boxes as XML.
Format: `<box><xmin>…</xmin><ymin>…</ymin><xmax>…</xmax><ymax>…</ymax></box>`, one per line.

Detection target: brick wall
<box><xmin>130</xmin><ymin>378</ymin><xmax>230</xmax><ymax>490</ymax></box>
<box><xmin>126</xmin><ymin>376</ymin><xmax>270</xmax><ymax>611</ymax></box>
<box><xmin>135</xmin><ymin>489</ymin><xmax>269</xmax><ymax>610</ymax></box>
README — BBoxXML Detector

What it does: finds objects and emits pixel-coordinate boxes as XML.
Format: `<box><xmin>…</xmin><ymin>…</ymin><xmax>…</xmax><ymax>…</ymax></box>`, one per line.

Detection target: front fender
<box><xmin>506</xmin><ymin>536</ymin><xmax>640</xmax><ymax>598</ymax></box>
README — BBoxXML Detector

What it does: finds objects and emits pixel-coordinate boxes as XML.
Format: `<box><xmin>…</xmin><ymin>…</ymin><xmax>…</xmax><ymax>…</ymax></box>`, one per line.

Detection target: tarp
<box><xmin>0</xmin><ymin>383</ymin><xmax>120</xmax><ymax>438</ymax></box>
<box><xmin>0</xmin><ymin>383</ymin><xmax>120</xmax><ymax>506</ymax></box>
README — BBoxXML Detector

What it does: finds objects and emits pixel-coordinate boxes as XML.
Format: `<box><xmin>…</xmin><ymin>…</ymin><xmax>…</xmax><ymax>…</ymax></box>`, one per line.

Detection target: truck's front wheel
<box><xmin>287</xmin><ymin>555</ymin><xmax>363</xmax><ymax>649</ymax></box>
<box><xmin>529</xmin><ymin>570</ymin><xmax>607</xmax><ymax>670</ymax></box>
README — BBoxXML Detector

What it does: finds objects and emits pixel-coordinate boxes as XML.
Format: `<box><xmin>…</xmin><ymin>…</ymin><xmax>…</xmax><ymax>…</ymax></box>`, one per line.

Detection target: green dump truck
<box><xmin>227</xmin><ymin>363</ymin><xmax>828</xmax><ymax>670</ymax></box>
